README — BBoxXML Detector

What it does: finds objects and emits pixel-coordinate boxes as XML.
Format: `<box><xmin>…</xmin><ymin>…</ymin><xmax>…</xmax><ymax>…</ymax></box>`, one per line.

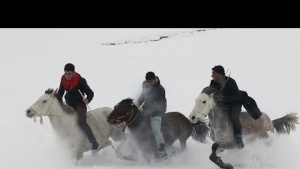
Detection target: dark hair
<box><xmin>145</xmin><ymin>71</ymin><xmax>155</xmax><ymax>80</ymax></box>
<box><xmin>64</xmin><ymin>63</ymin><xmax>75</xmax><ymax>72</ymax></box>
<box><xmin>212</xmin><ymin>65</ymin><xmax>225</xmax><ymax>75</ymax></box>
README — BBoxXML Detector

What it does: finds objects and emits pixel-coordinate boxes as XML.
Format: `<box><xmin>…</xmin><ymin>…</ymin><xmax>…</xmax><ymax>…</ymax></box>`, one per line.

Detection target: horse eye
<box><xmin>202</xmin><ymin>101</ymin><xmax>206</xmax><ymax>103</ymax></box>
<box><xmin>42</xmin><ymin>100</ymin><xmax>47</xmax><ymax>103</ymax></box>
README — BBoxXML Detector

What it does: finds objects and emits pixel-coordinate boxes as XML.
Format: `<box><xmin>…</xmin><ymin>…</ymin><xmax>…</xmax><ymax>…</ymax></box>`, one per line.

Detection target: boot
<box><xmin>234</xmin><ymin>135</ymin><xmax>244</xmax><ymax>149</ymax></box>
<box><xmin>158</xmin><ymin>143</ymin><xmax>168</xmax><ymax>159</ymax></box>
<box><xmin>91</xmin><ymin>141</ymin><xmax>99</xmax><ymax>151</ymax></box>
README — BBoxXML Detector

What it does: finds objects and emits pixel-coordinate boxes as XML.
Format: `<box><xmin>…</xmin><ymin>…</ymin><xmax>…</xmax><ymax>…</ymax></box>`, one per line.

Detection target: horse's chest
<box><xmin>209</xmin><ymin>112</ymin><xmax>233</xmax><ymax>138</ymax></box>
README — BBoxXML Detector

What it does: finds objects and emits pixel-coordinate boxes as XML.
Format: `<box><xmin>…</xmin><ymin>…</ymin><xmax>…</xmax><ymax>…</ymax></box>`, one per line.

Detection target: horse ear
<box><xmin>52</xmin><ymin>88</ymin><xmax>58</xmax><ymax>97</ymax></box>
<box><xmin>45</xmin><ymin>88</ymin><xmax>54</xmax><ymax>94</ymax></box>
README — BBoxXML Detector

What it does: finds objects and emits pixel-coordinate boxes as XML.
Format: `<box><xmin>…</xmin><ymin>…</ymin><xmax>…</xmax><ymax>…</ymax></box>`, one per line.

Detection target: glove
<box><xmin>137</xmin><ymin>105</ymin><xmax>143</xmax><ymax>111</ymax></box>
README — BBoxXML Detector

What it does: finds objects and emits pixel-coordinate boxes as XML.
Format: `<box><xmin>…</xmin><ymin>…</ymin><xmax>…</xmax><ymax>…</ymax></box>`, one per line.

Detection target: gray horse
<box><xmin>189</xmin><ymin>87</ymin><xmax>298</xmax><ymax>169</ymax></box>
<box><xmin>25</xmin><ymin>88</ymin><xmax>128</xmax><ymax>162</ymax></box>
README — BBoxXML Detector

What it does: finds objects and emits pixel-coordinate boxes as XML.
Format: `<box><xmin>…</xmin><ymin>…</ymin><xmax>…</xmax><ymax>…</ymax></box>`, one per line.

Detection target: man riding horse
<box><xmin>57</xmin><ymin>63</ymin><xmax>100</xmax><ymax>151</ymax></box>
<box><xmin>136</xmin><ymin>71</ymin><xmax>168</xmax><ymax>159</ymax></box>
<box><xmin>209</xmin><ymin>65</ymin><xmax>244</xmax><ymax>149</ymax></box>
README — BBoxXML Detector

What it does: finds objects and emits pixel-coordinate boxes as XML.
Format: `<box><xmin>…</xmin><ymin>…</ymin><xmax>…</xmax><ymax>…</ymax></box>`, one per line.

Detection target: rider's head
<box><xmin>212</xmin><ymin>65</ymin><xmax>225</xmax><ymax>81</ymax></box>
<box><xmin>64</xmin><ymin>63</ymin><xmax>75</xmax><ymax>81</ymax></box>
<box><xmin>145</xmin><ymin>71</ymin><xmax>156</xmax><ymax>87</ymax></box>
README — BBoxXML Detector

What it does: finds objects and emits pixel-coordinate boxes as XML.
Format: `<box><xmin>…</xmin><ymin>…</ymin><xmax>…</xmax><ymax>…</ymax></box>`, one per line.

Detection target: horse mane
<box><xmin>201</xmin><ymin>86</ymin><xmax>218</xmax><ymax>95</ymax></box>
<box><xmin>45</xmin><ymin>88</ymin><xmax>54</xmax><ymax>94</ymax></box>
<box><xmin>120</xmin><ymin>98</ymin><xmax>140</xmax><ymax>114</ymax></box>
<box><xmin>122</xmin><ymin>98</ymin><xmax>134</xmax><ymax>104</ymax></box>
<box><xmin>44</xmin><ymin>88</ymin><xmax>77</xmax><ymax>115</ymax></box>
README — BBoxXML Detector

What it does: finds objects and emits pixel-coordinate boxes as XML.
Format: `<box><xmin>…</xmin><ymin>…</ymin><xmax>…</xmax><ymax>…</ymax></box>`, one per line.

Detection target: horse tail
<box><xmin>190</xmin><ymin>121</ymin><xmax>210</xmax><ymax>143</ymax></box>
<box><xmin>272</xmin><ymin>112</ymin><xmax>299</xmax><ymax>134</ymax></box>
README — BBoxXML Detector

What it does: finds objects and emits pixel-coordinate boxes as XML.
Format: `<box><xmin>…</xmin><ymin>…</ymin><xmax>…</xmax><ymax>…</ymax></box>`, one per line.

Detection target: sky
<box><xmin>0</xmin><ymin>28</ymin><xmax>300</xmax><ymax>169</ymax></box>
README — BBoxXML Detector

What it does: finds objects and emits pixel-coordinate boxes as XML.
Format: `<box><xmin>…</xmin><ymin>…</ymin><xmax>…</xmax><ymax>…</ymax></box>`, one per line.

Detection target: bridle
<box><xmin>192</xmin><ymin>109</ymin><xmax>208</xmax><ymax>119</ymax></box>
<box><xmin>115</xmin><ymin>104</ymin><xmax>138</xmax><ymax>127</ymax></box>
<box><xmin>29</xmin><ymin>93</ymin><xmax>57</xmax><ymax>124</ymax></box>
<box><xmin>192</xmin><ymin>93</ymin><xmax>216</xmax><ymax>121</ymax></box>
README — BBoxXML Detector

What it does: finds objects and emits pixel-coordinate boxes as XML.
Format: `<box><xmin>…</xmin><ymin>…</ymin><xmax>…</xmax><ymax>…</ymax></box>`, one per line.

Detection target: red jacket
<box><xmin>57</xmin><ymin>72</ymin><xmax>94</xmax><ymax>108</ymax></box>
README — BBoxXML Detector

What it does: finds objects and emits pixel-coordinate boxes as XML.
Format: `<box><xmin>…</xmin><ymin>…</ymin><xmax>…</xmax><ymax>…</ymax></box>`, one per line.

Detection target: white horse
<box><xmin>189</xmin><ymin>87</ymin><xmax>298</xmax><ymax>169</ymax></box>
<box><xmin>25</xmin><ymin>88</ymin><xmax>127</xmax><ymax>162</ymax></box>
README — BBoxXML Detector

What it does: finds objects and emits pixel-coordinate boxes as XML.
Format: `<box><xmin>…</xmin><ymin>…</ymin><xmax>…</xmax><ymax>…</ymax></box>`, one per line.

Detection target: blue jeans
<box><xmin>150</xmin><ymin>116</ymin><xmax>165</xmax><ymax>147</ymax></box>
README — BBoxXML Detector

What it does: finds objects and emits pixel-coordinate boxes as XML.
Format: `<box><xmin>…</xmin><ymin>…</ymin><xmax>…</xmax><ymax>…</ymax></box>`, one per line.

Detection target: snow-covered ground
<box><xmin>1</xmin><ymin>28</ymin><xmax>299</xmax><ymax>169</ymax></box>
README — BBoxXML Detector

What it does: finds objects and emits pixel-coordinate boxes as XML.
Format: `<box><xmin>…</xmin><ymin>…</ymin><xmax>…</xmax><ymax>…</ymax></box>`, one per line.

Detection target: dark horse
<box><xmin>107</xmin><ymin>98</ymin><xmax>208</xmax><ymax>163</ymax></box>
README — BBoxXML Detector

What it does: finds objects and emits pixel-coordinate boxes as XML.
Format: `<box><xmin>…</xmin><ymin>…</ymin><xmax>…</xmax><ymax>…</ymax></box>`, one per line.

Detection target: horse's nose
<box><xmin>26</xmin><ymin>109</ymin><xmax>32</xmax><ymax>117</ymax></box>
<box><xmin>190</xmin><ymin>115</ymin><xmax>199</xmax><ymax>123</ymax></box>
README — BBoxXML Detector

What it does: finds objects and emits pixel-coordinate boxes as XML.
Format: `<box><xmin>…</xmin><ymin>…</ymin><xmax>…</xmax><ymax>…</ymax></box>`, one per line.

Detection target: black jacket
<box><xmin>209</xmin><ymin>76</ymin><xmax>241</xmax><ymax>105</ymax></box>
<box><xmin>210</xmin><ymin>77</ymin><xmax>262</xmax><ymax>119</ymax></box>
<box><xmin>240</xmin><ymin>91</ymin><xmax>262</xmax><ymax>120</ymax></box>
<box><xmin>137</xmin><ymin>76</ymin><xmax>167</xmax><ymax>117</ymax></box>
<box><xmin>57</xmin><ymin>75</ymin><xmax>94</xmax><ymax>108</ymax></box>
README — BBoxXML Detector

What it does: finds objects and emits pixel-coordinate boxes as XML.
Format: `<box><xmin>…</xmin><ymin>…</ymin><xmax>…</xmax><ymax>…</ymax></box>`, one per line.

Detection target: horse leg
<box><xmin>115</xmin><ymin>134</ymin><xmax>127</xmax><ymax>159</ymax></box>
<box><xmin>179</xmin><ymin>139</ymin><xmax>187</xmax><ymax>152</ymax></box>
<box><xmin>209</xmin><ymin>143</ymin><xmax>233</xmax><ymax>169</ymax></box>
<box><xmin>115</xmin><ymin>134</ymin><xmax>138</xmax><ymax>161</ymax></box>
<box><xmin>261</xmin><ymin>132</ymin><xmax>273</xmax><ymax>147</ymax></box>
<box><xmin>73</xmin><ymin>150</ymin><xmax>83</xmax><ymax>165</ymax></box>
<box><xmin>142</xmin><ymin>151</ymin><xmax>152</xmax><ymax>163</ymax></box>
<box><xmin>69</xmin><ymin>145</ymin><xmax>83</xmax><ymax>163</ymax></box>
<box><xmin>154</xmin><ymin>150</ymin><xmax>164</xmax><ymax>163</ymax></box>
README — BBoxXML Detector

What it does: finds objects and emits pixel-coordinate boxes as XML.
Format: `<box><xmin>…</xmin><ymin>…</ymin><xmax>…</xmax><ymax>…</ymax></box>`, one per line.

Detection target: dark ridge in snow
<box><xmin>100</xmin><ymin>28</ymin><xmax>217</xmax><ymax>45</ymax></box>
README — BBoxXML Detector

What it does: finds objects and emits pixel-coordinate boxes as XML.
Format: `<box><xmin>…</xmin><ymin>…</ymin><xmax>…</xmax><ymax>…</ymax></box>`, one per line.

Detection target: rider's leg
<box><xmin>150</xmin><ymin>116</ymin><xmax>167</xmax><ymax>159</ymax></box>
<box><xmin>76</xmin><ymin>103</ymin><xmax>99</xmax><ymax>150</ymax></box>
<box><xmin>229</xmin><ymin>103</ymin><xmax>244</xmax><ymax>149</ymax></box>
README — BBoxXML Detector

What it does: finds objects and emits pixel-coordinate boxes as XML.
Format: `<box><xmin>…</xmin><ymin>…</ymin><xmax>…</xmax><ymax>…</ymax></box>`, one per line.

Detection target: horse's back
<box><xmin>240</xmin><ymin>111</ymin><xmax>273</xmax><ymax>138</ymax></box>
<box><xmin>164</xmin><ymin>112</ymin><xmax>192</xmax><ymax>125</ymax></box>
<box><xmin>86</xmin><ymin>107</ymin><xmax>113</xmax><ymax>124</ymax></box>
<box><xmin>86</xmin><ymin>107</ymin><xmax>126</xmax><ymax>143</ymax></box>
<box><xmin>210</xmin><ymin>109</ymin><xmax>274</xmax><ymax>147</ymax></box>
<box><xmin>91</xmin><ymin>107</ymin><xmax>113</xmax><ymax>115</ymax></box>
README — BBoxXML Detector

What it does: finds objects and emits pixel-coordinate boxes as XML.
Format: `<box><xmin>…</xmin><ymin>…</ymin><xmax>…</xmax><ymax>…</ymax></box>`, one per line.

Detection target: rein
<box><xmin>30</xmin><ymin>95</ymin><xmax>57</xmax><ymax>125</ymax></box>
<box><xmin>116</xmin><ymin>106</ymin><xmax>138</xmax><ymax>126</ymax></box>
<box><xmin>192</xmin><ymin>109</ymin><xmax>208</xmax><ymax>119</ymax></box>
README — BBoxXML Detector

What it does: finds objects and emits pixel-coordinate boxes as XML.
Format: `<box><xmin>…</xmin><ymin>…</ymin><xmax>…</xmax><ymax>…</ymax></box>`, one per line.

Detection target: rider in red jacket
<box><xmin>57</xmin><ymin>63</ymin><xmax>99</xmax><ymax>151</ymax></box>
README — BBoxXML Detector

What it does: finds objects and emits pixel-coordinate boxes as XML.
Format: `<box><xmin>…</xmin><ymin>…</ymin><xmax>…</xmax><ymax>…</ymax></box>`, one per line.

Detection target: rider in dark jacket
<box><xmin>57</xmin><ymin>63</ymin><xmax>99</xmax><ymax>151</ymax></box>
<box><xmin>209</xmin><ymin>65</ymin><xmax>244</xmax><ymax>149</ymax></box>
<box><xmin>137</xmin><ymin>71</ymin><xmax>168</xmax><ymax>159</ymax></box>
<box><xmin>137</xmin><ymin>77</ymin><xmax>167</xmax><ymax>117</ymax></box>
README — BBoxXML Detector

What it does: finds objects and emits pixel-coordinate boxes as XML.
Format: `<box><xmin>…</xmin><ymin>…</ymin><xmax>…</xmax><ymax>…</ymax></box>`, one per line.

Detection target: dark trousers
<box><xmin>228</xmin><ymin>103</ymin><xmax>242</xmax><ymax>136</ymax></box>
<box><xmin>73</xmin><ymin>103</ymin><xmax>97</xmax><ymax>143</ymax></box>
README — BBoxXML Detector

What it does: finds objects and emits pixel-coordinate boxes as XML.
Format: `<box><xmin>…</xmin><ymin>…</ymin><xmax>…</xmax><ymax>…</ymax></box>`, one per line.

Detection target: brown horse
<box><xmin>107</xmin><ymin>98</ymin><xmax>207</xmax><ymax>163</ymax></box>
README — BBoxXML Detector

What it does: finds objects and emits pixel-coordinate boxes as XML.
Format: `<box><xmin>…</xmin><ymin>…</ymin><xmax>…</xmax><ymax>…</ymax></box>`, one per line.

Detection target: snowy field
<box><xmin>0</xmin><ymin>28</ymin><xmax>299</xmax><ymax>169</ymax></box>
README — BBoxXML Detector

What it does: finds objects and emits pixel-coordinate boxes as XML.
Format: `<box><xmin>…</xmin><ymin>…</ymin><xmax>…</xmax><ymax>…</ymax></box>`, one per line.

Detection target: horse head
<box><xmin>107</xmin><ymin>98</ymin><xmax>138</xmax><ymax>126</ymax></box>
<box><xmin>189</xmin><ymin>87</ymin><xmax>218</xmax><ymax>124</ymax></box>
<box><xmin>25</xmin><ymin>88</ymin><xmax>59</xmax><ymax>119</ymax></box>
